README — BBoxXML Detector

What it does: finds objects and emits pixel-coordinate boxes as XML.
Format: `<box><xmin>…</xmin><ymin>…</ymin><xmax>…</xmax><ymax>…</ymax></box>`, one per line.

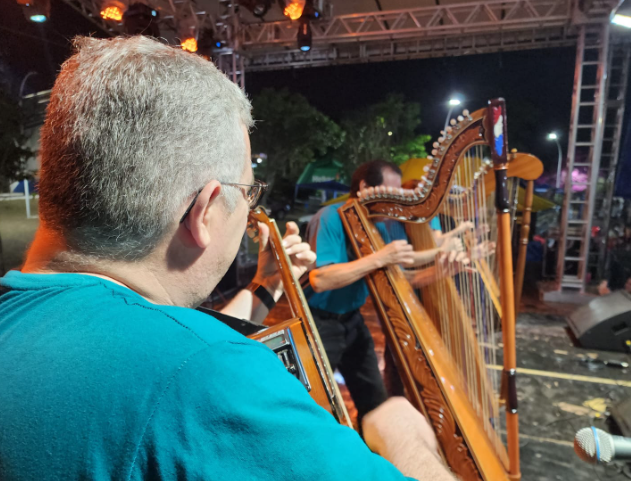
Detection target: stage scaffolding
<box><xmin>46</xmin><ymin>0</ymin><xmax>631</xmax><ymax>294</ymax></box>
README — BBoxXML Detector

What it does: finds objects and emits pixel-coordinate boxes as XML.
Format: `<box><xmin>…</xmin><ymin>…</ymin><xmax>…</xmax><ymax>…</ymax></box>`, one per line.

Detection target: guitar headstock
<box><xmin>247</xmin><ymin>206</ymin><xmax>274</xmax><ymax>242</ymax></box>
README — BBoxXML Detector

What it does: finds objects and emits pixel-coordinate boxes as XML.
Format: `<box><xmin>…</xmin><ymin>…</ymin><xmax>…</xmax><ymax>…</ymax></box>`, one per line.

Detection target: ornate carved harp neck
<box><xmin>357</xmin><ymin>101</ymin><xmax>508</xmax><ymax>223</ymax></box>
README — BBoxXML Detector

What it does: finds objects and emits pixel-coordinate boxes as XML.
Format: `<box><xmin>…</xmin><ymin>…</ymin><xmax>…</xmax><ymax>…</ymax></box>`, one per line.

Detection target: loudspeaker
<box><xmin>567</xmin><ymin>291</ymin><xmax>631</xmax><ymax>353</ymax></box>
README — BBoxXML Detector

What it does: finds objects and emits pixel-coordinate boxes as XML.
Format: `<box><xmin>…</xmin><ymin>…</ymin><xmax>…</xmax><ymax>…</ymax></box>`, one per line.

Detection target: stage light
<box><xmin>547</xmin><ymin>132</ymin><xmax>558</xmax><ymax>140</ymax></box>
<box><xmin>241</xmin><ymin>0</ymin><xmax>272</xmax><ymax>18</ymax></box>
<box><xmin>283</xmin><ymin>0</ymin><xmax>305</xmax><ymax>20</ymax></box>
<box><xmin>297</xmin><ymin>16</ymin><xmax>312</xmax><ymax>51</ymax></box>
<box><xmin>448</xmin><ymin>98</ymin><xmax>461</xmax><ymax>106</ymax></box>
<box><xmin>100</xmin><ymin>0</ymin><xmax>125</xmax><ymax>21</ymax></box>
<box><xmin>257</xmin><ymin>157</ymin><xmax>263</xmax><ymax>163</ymax></box>
<box><xmin>123</xmin><ymin>2</ymin><xmax>160</xmax><ymax>37</ymax></box>
<box><xmin>612</xmin><ymin>0</ymin><xmax>631</xmax><ymax>28</ymax></box>
<box><xmin>18</xmin><ymin>0</ymin><xmax>50</xmax><ymax>23</ymax></box>
<box><xmin>181</xmin><ymin>37</ymin><xmax>197</xmax><ymax>52</ymax></box>
<box><xmin>388</xmin><ymin>131</ymin><xmax>393</xmax><ymax>136</ymax></box>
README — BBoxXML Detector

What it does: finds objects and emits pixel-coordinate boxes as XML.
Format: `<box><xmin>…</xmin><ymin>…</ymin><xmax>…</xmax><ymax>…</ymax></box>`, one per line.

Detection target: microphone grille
<box><xmin>574</xmin><ymin>427</ymin><xmax>615</xmax><ymax>463</ymax></box>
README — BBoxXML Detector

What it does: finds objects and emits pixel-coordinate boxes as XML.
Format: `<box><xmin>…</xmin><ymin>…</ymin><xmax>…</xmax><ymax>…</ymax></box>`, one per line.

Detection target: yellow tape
<box><xmin>487</xmin><ymin>365</ymin><xmax>631</xmax><ymax>388</ymax></box>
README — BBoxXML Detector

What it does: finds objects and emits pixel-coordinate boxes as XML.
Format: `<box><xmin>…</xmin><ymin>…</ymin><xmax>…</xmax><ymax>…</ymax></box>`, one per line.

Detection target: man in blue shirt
<box><xmin>0</xmin><ymin>36</ymin><xmax>455</xmax><ymax>481</ymax></box>
<box><xmin>307</xmin><ymin>161</ymin><xmax>456</xmax><ymax>422</ymax></box>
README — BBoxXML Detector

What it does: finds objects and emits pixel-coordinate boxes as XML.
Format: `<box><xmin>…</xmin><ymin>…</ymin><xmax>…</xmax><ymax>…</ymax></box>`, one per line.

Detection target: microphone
<box><xmin>574</xmin><ymin>427</ymin><xmax>631</xmax><ymax>463</ymax></box>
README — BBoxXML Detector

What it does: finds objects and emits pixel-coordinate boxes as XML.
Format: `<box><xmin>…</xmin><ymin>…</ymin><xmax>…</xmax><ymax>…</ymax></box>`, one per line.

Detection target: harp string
<box><xmin>406</xmin><ymin>145</ymin><xmax>507</xmax><ymax>456</ymax></box>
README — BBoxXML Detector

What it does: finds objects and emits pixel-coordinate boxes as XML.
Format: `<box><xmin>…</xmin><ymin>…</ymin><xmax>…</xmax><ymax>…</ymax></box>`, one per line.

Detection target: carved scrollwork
<box><xmin>341</xmin><ymin>204</ymin><xmax>482</xmax><ymax>481</ymax></box>
<box><xmin>362</xmin><ymin>119</ymin><xmax>486</xmax><ymax>223</ymax></box>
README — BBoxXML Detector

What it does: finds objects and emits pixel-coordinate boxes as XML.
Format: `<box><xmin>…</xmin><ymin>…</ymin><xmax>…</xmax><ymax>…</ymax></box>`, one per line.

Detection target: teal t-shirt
<box><xmin>306</xmin><ymin>204</ymin><xmax>410</xmax><ymax>314</ymax></box>
<box><xmin>0</xmin><ymin>271</ymin><xmax>412</xmax><ymax>481</ymax></box>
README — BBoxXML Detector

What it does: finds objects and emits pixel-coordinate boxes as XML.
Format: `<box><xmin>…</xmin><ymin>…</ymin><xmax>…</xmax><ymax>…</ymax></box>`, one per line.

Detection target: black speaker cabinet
<box><xmin>567</xmin><ymin>291</ymin><xmax>631</xmax><ymax>353</ymax></box>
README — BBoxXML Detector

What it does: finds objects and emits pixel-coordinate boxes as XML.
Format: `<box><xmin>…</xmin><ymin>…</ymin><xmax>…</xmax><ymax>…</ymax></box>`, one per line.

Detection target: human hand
<box><xmin>252</xmin><ymin>221</ymin><xmax>316</xmax><ymax>297</ymax></box>
<box><xmin>374</xmin><ymin>240</ymin><xmax>415</xmax><ymax>268</ymax></box>
<box><xmin>362</xmin><ymin>397</ymin><xmax>439</xmax><ymax>456</ymax></box>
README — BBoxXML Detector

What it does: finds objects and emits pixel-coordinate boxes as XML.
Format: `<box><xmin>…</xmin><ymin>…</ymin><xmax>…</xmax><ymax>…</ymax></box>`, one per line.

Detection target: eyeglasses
<box><xmin>179</xmin><ymin>179</ymin><xmax>268</xmax><ymax>223</ymax></box>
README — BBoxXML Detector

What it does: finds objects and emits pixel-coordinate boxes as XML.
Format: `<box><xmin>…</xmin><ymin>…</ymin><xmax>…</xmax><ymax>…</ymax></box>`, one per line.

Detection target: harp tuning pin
<box><xmin>457</xmin><ymin>115</ymin><xmax>464</xmax><ymax>122</ymax></box>
<box><xmin>450</xmin><ymin>119</ymin><xmax>457</xmax><ymax>126</ymax></box>
<box><xmin>463</xmin><ymin>109</ymin><xmax>470</xmax><ymax>116</ymax></box>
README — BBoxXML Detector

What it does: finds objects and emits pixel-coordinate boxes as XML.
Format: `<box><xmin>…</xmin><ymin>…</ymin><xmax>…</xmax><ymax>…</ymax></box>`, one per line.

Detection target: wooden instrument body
<box><xmin>339</xmin><ymin>200</ymin><xmax>508</xmax><ymax>481</ymax></box>
<box><xmin>340</xmin><ymin>101</ymin><xmax>524</xmax><ymax>480</ymax></box>
<box><xmin>246</xmin><ymin>208</ymin><xmax>352</xmax><ymax>427</ymax></box>
<box><xmin>249</xmin><ymin>317</ymin><xmax>335</xmax><ymax>413</ymax></box>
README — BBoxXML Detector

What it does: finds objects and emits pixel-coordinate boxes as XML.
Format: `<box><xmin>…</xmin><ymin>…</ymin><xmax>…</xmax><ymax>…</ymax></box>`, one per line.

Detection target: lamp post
<box><xmin>444</xmin><ymin>98</ymin><xmax>461</xmax><ymax>132</ymax></box>
<box><xmin>547</xmin><ymin>132</ymin><xmax>563</xmax><ymax>189</ymax></box>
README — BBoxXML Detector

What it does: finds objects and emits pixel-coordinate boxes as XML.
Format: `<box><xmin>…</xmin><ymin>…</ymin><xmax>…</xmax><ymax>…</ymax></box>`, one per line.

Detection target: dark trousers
<box><xmin>311</xmin><ymin>308</ymin><xmax>388</xmax><ymax>422</ymax></box>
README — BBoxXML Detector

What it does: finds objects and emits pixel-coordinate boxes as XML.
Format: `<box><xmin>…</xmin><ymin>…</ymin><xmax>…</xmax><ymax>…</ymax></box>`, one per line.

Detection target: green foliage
<box><xmin>250</xmin><ymin>89</ymin><xmax>344</xmax><ymax>187</ymax></box>
<box><xmin>0</xmin><ymin>90</ymin><xmax>33</xmax><ymax>187</ymax></box>
<box><xmin>391</xmin><ymin>134</ymin><xmax>431</xmax><ymax>165</ymax></box>
<box><xmin>249</xmin><ymin>90</ymin><xmax>430</xmax><ymax>189</ymax></box>
<box><xmin>337</xmin><ymin>93</ymin><xmax>430</xmax><ymax>174</ymax></box>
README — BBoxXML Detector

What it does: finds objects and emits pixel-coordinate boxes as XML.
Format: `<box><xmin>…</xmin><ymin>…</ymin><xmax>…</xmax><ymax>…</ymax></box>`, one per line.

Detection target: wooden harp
<box><xmin>338</xmin><ymin>99</ymin><xmax>523</xmax><ymax>480</ymax></box>
<box><xmin>246</xmin><ymin>207</ymin><xmax>352</xmax><ymax>427</ymax></box>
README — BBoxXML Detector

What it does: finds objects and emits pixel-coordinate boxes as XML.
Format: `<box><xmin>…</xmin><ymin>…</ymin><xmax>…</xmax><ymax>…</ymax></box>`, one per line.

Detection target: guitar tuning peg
<box><xmin>446</xmin><ymin>126</ymin><xmax>453</xmax><ymax>133</ymax></box>
<box><xmin>450</xmin><ymin>119</ymin><xmax>457</xmax><ymax>126</ymax></box>
<box><xmin>463</xmin><ymin>109</ymin><xmax>470</xmax><ymax>116</ymax></box>
<box><xmin>457</xmin><ymin>115</ymin><xmax>464</xmax><ymax>122</ymax></box>
<box><xmin>427</xmin><ymin>155</ymin><xmax>433</xmax><ymax>160</ymax></box>
<box><xmin>433</xmin><ymin>142</ymin><xmax>439</xmax><ymax>148</ymax></box>
<box><xmin>431</xmin><ymin>149</ymin><xmax>438</xmax><ymax>156</ymax></box>
<box><xmin>423</xmin><ymin>165</ymin><xmax>430</xmax><ymax>172</ymax></box>
<box><xmin>438</xmin><ymin>136</ymin><xmax>445</xmax><ymax>143</ymax></box>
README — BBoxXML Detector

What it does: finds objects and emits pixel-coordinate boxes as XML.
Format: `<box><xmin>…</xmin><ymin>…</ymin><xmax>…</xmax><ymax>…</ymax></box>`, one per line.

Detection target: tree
<box><xmin>250</xmin><ymin>88</ymin><xmax>344</xmax><ymax>195</ymax></box>
<box><xmin>338</xmin><ymin>93</ymin><xmax>430</xmax><ymax>174</ymax></box>
<box><xmin>0</xmin><ymin>88</ymin><xmax>33</xmax><ymax>191</ymax></box>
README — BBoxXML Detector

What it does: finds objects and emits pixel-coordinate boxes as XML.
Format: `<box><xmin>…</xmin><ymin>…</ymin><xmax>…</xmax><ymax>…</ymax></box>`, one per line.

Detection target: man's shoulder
<box><xmin>316</xmin><ymin>204</ymin><xmax>343</xmax><ymax>226</ymax></box>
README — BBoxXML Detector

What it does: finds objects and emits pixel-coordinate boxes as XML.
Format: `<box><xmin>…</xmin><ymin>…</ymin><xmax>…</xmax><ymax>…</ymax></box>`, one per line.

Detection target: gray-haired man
<box><xmin>0</xmin><ymin>36</ymin><xmax>453</xmax><ymax>481</ymax></box>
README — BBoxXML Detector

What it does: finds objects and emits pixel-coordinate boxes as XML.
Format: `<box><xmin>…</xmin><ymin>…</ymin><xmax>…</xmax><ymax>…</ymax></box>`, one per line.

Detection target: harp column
<box><xmin>486</xmin><ymin>99</ymin><xmax>521</xmax><ymax>480</ymax></box>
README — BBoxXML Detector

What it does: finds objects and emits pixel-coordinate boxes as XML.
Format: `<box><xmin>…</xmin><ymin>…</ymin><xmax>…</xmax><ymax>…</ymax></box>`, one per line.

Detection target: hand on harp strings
<box><xmin>246</xmin><ymin>220</ymin><xmax>316</xmax><ymax>297</ymax></box>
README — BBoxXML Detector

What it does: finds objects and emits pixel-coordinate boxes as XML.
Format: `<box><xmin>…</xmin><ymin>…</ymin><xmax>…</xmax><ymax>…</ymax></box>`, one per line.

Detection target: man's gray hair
<box><xmin>39</xmin><ymin>36</ymin><xmax>253</xmax><ymax>260</ymax></box>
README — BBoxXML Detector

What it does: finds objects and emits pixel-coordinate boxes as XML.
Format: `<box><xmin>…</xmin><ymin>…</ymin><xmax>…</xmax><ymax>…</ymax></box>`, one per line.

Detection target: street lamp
<box><xmin>547</xmin><ymin>132</ymin><xmax>563</xmax><ymax>189</ymax></box>
<box><xmin>445</xmin><ymin>97</ymin><xmax>462</xmax><ymax>132</ymax></box>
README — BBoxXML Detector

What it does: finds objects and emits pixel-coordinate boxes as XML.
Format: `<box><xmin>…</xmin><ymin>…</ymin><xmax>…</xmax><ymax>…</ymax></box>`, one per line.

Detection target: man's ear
<box><xmin>184</xmin><ymin>181</ymin><xmax>222</xmax><ymax>248</ymax></box>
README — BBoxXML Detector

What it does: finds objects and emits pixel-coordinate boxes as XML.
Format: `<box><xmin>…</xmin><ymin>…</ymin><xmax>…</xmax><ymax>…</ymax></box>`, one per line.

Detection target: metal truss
<box><xmin>233</xmin><ymin>0</ymin><xmax>620</xmax><ymax>71</ymax></box>
<box><xmin>242</xmin><ymin>26</ymin><xmax>579</xmax><ymax>71</ymax></box>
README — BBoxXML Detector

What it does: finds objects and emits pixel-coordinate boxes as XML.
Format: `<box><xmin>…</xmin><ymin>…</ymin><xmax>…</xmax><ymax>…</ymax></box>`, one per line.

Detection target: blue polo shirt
<box><xmin>307</xmin><ymin>204</ymin><xmax>435</xmax><ymax>315</ymax></box>
<box><xmin>0</xmin><ymin>271</ymin><xmax>412</xmax><ymax>481</ymax></box>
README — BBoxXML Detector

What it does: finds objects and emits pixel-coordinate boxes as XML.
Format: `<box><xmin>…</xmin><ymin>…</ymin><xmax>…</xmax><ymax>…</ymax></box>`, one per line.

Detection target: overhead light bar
<box><xmin>17</xmin><ymin>0</ymin><xmax>50</xmax><ymax>23</ymax></box>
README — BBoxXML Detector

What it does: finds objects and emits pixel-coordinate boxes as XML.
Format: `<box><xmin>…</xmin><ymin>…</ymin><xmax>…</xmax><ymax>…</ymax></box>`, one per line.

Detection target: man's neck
<box><xmin>22</xmin><ymin>226</ymin><xmax>182</xmax><ymax>306</ymax></box>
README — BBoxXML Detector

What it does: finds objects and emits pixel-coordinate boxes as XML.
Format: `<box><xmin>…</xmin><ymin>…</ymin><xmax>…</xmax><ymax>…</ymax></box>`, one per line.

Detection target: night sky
<box><xmin>0</xmin><ymin>0</ymin><xmax>600</xmax><ymax>174</ymax></box>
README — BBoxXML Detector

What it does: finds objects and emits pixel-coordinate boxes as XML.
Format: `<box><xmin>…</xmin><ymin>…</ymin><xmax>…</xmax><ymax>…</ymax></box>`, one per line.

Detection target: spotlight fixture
<box><xmin>181</xmin><ymin>37</ymin><xmax>197</xmax><ymax>52</ymax></box>
<box><xmin>282</xmin><ymin>0</ymin><xmax>305</xmax><ymax>20</ymax></box>
<box><xmin>241</xmin><ymin>0</ymin><xmax>273</xmax><ymax>18</ymax></box>
<box><xmin>123</xmin><ymin>2</ymin><xmax>160</xmax><ymax>36</ymax></box>
<box><xmin>17</xmin><ymin>0</ymin><xmax>50</xmax><ymax>22</ymax></box>
<box><xmin>178</xmin><ymin>13</ymin><xmax>198</xmax><ymax>52</ymax></box>
<box><xmin>297</xmin><ymin>16</ymin><xmax>312</xmax><ymax>51</ymax></box>
<box><xmin>100</xmin><ymin>0</ymin><xmax>125</xmax><ymax>21</ymax></box>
